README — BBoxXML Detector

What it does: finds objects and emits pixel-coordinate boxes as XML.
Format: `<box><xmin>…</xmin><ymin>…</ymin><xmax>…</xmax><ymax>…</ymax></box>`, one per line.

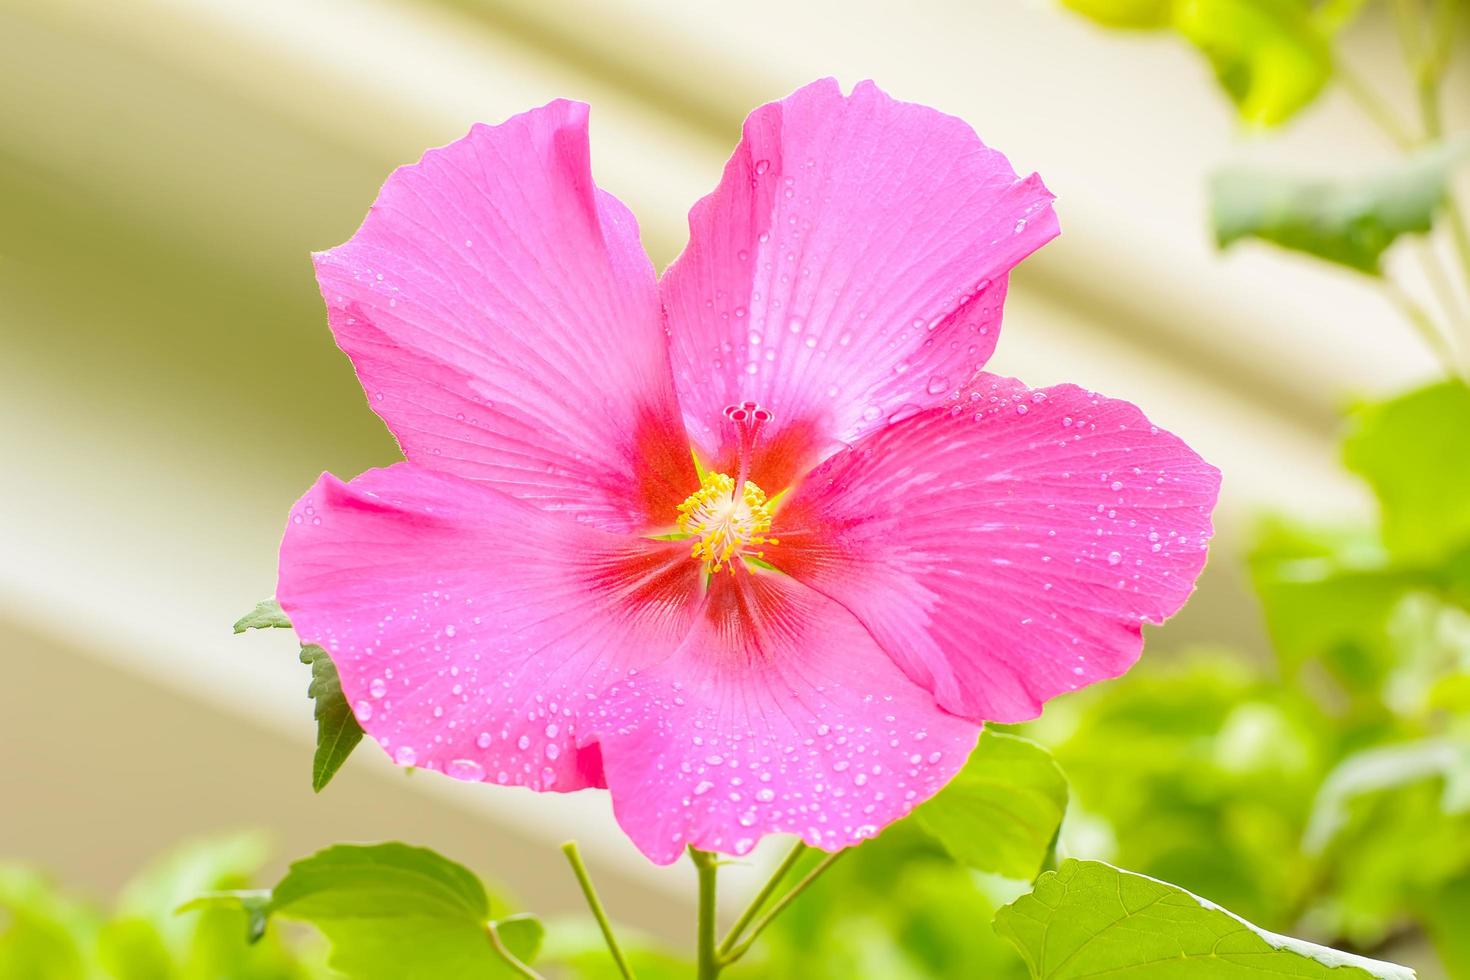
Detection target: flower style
<box><xmin>277</xmin><ymin>79</ymin><xmax>1220</xmax><ymax>864</ymax></box>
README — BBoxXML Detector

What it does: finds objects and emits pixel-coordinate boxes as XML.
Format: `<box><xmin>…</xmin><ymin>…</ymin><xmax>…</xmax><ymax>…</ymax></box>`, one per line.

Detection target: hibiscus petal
<box><xmin>770</xmin><ymin>374</ymin><xmax>1221</xmax><ymax>724</ymax></box>
<box><xmin>314</xmin><ymin>100</ymin><xmax>693</xmax><ymax>533</ymax></box>
<box><xmin>661</xmin><ymin>78</ymin><xmax>1057</xmax><ymax>489</ymax></box>
<box><xmin>584</xmin><ymin>567</ymin><xmax>980</xmax><ymax>864</ymax></box>
<box><xmin>276</xmin><ymin>463</ymin><xmax>700</xmax><ymax>792</ymax></box>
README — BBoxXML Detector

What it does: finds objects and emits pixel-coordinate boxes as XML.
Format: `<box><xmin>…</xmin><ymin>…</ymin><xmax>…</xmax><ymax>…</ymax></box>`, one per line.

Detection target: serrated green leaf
<box><xmin>233</xmin><ymin>599</ymin><xmax>291</xmax><ymax>633</ymax></box>
<box><xmin>298</xmin><ymin>644</ymin><xmax>363</xmax><ymax>792</ymax></box>
<box><xmin>994</xmin><ymin>860</ymin><xmax>1416</xmax><ymax>979</ymax></box>
<box><xmin>914</xmin><ymin>731</ymin><xmax>1068</xmax><ymax>880</ymax></box>
<box><xmin>1343</xmin><ymin>380</ymin><xmax>1470</xmax><ymax>561</ymax></box>
<box><xmin>1213</xmin><ymin>142</ymin><xmax>1470</xmax><ymax>273</ymax></box>
<box><xmin>232</xmin><ymin>601</ymin><xmax>364</xmax><ymax>792</ymax></box>
<box><xmin>265</xmin><ymin>843</ymin><xmax>534</xmax><ymax>979</ymax></box>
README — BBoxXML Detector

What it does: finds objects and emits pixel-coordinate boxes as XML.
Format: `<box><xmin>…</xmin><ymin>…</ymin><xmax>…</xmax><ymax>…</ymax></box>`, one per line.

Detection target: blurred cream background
<box><xmin>3</xmin><ymin>0</ymin><xmax>1467</xmax><ymax>943</ymax></box>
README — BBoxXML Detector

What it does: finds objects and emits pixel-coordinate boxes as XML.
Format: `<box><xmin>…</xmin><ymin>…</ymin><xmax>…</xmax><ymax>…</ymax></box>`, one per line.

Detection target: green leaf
<box><xmin>1248</xmin><ymin>520</ymin><xmax>1422</xmax><ymax>687</ymax></box>
<box><xmin>1060</xmin><ymin>0</ymin><xmax>1173</xmax><ymax>28</ymax></box>
<box><xmin>994</xmin><ymin>860</ymin><xmax>1416</xmax><ymax>979</ymax></box>
<box><xmin>0</xmin><ymin>866</ymin><xmax>100</xmax><ymax>980</ymax></box>
<box><xmin>914</xmin><ymin>731</ymin><xmax>1068</xmax><ymax>880</ymax></box>
<box><xmin>176</xmin><ymin>891</ymin><xmax>272</xmax><ymax>945</ymax></box>
<box><xmin>94</xmin><ymin>920</ymin><xmax>172</xmax><ymax>980</ymax></box>
<box><xmin>233</xmin><ymin>599</ymin><xmax>291</xmax><ymax>633</ymax></box>
<box><xmin>298</xmin><ymin>644</ymin><xmax>364</xmax><ymax>792</ymax></box>
<box><xmin>537</xmin><ymin>918</ymin><xmax>691</xmax><ymax>980</ymax></box>
<box><xmin>195</xmin><ymin>844</ymin><xmax>538</xmax><ymax>979</ymax></box>
<box><xmin>1212</xmin><ymin>142</ymin><xmax>1470</xmax><ymax>273</ymax></box>
<box><xmin>109</xmin><ymin>832</ymin><xmax>284</xmax><ymax>979</ymax></box>
<box><xmin>489</xmin><ymin>914</ymin><xmax>543</xmax><ymax>965</ymax></box>
<box><xmin>1343</xmin><ymin>380</ymin><xmax>1470</xmax><ymax>561</ymax></box>
<box><xmin>232</xmin><ymin>600</ymin><xmax>365</xmax><ymax>792</ymax></box>
<box><xmin>114</xmin><ymin>832</ymin><xmax>270</xmax><ymax>944</ymax></box>
<box><xmin>1423</xmin><ymin>876</ymin><xmax>1470</xmax><ymax>979</ymax></box>
<box><xmin>1175</xmin><ymin>0</ymin><xmax>1331</xmax><ymax>126</ymax></box>
<box><xmin>1305</xmin><ymin>737</ymin><xmax>1470</xmax><ymax>853</ymax></box>
<box><xmin>1059</xmin><ymin>0</ymin><xmax>1332</xmax><ymax>124</ymax></box>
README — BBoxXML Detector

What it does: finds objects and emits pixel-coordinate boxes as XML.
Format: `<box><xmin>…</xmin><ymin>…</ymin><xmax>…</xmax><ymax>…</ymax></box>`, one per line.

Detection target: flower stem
<box><xmin>560</xmin><ymin>841</ymin><xmax>636</xmax><ymax>980</ymax></box>
<box><xmin>718</xmin><ymin>849</ymin><xmax>847</xmax><ymax>967</ymax></box>
<box><xmin>716</xmin><ymin>841</ymin><xmax>808</xmax><ymax>958</ymax></box>
<box><xmin>1410</xmin><ymin>0</ymin><xmax>1470</xmax><ymax>301</ymax></box>
<box><xmin>1341</xmin><ymin>2</ymin><xmax>1469</xmax><ymax>375</ymax></box>
<box><xmin>486</xmin><ymin>920</ymin><xmax>546</xmax><ymax>979</ymax></box>
<box><xmin>689</xmin><ymin>848</ymin><xmax>722</xmax><ymax>980</ymax></box>
<box><xmin>1384</xmin><ymin>278</ymin><xmax>1463</xmax><ymax>378</ymax></box>
<box><xmin>1336</xmin><ymin>60</ymin><xmax>1414</xmax><ymax>151</ymax></box>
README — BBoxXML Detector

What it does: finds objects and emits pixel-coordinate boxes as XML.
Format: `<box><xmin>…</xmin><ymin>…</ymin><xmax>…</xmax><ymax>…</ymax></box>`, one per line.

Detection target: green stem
<box><xmin>1384</xmin><ymin>278</ymin><xmax>1464</xmax><ymax>378</ymax></box>
<box><xmin>1346</xmin><ymin>0</ymin><xmax>1470</xmax><ymax>374</ymax></box>
<box><xmin>1419</xmin><ymin>239</ymin><xmax>1470</xmax><ymax>329</ymax></box>
<box><xmin>1336</xmin><ymin>60</ymin><xmax>1414</xmax><ymax>151</ymax></box>
<box><xmin>718</xmin><ymin>850</ymin><xmax>846</xmax><ymax>967</ymax></box>
<box><xmin>716</xmin><ymin>841</ymin><xmax>808</xmax><ymax>958</ymax></box>
<box><xmin>560</xmin><ymin>841</ymin><xmax>636</xmax><ymax>980</ymax></box>
<box><xmin>1441</xmin><ymin>198</ymin><xmax>1470</xmax><ymax>302</ymax></box>
<box><xmin>690</xmin><ymin>848</ymin><xmax>721</xmax><ymax>980</ymax></box>
<box><xmin>1408</xmin><ymin>0</ymin><xmax>1470</xmax><ymax>337</ymax></box>
<box><xmin>486</xmin><ymin>920</ymin><xmax>546</xmax><ymax>979</ymax></box>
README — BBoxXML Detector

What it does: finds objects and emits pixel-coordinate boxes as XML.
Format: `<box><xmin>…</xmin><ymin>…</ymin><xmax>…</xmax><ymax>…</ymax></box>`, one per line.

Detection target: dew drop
<box><xmin>447</xmin><ymin>758</ymin><xmax>485</xmax><ymax>781</ymax></box>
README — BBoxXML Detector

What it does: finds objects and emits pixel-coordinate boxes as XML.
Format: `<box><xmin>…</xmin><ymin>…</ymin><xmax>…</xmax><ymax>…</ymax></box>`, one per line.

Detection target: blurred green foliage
<box><xmin>1061</xmin><ymin>0</ymin><xmax>1359</xmax><ymax>125</ymax></box>
<box><xmin>1028</xmin><ymin>380</ymin><xmax>1470</xmax><ymax>973</ymax></box>
<box><xmin>1213</xmin><ymin>142</ymin><xmax>1470</xmax><ymax>274</ymax></box>
<box><xmin>0</xmin><ymin>833</ymin><xmax>325</xmax><ymax>980</ymax></box>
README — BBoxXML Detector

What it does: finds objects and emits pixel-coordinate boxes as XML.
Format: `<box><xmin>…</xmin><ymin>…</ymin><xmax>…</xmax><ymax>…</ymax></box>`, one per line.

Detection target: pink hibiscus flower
<box><xmin>278</xmin><ymin>79</ymin><xmax>1220</xmax><ymax>864</ymax></box>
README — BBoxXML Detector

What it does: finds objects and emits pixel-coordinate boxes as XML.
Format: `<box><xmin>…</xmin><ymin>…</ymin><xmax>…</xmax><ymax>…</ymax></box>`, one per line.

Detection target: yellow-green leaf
<box><xmin>995</xmin><ymin>860</ymin><xmax>1416</xmax><ymax>978</ymax></box>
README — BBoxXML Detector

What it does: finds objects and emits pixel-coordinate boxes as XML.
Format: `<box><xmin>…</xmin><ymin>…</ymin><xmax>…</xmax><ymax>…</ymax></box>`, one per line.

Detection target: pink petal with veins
<box><xmin>661</xmin><ymin>78</ymin><xmax>1057</xmax><ymax>490</ymax></box>
<box><xmin>772</xmin><ymin>374</ymin><xmax>1221</xmax><ymax>723</ymax></box>
<box><xmin>314</xmin><ymin>100</ymin><xmax>693</xmax><ymax>533</ymax></box>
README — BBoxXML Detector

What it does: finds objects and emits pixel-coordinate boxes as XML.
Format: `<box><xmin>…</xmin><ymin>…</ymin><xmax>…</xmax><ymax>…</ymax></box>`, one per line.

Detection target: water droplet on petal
<box><xmin>447</xmin><ymin>758</ymin><xmax>485</xmax><ymax>781</ymax></box>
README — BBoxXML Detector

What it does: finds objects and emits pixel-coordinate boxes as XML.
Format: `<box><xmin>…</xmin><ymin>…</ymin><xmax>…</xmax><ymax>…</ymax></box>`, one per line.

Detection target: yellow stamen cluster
<box><xmin>676</xmin><ymin>472</ymin><xmax>778</xmax><ymax>572</ymax></box>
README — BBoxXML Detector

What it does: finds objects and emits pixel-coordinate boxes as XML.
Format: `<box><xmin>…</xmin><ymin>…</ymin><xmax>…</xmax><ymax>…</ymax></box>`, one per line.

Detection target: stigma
<box><xmin>677</xmin><ymin>401</ymin><xmax>780</xmax><ymax>572</ymax></box>
<box><xmin>677</xmin><ymin>472</ymin><xmax>778</xmax><ymax>571</ymax></box>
